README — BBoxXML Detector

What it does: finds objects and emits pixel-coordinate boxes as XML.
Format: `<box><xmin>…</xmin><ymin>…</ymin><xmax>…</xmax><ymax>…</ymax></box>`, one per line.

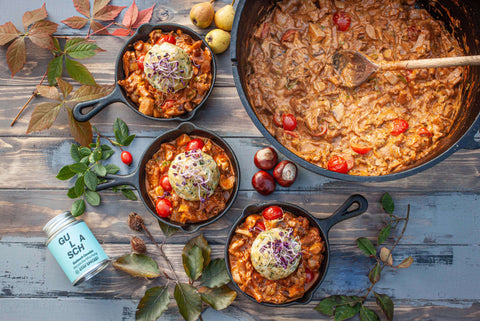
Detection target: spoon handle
<box><xmin>382</xmin><ymin>55</ymin><xmax>480</xmax><ymax>70</ymax></box>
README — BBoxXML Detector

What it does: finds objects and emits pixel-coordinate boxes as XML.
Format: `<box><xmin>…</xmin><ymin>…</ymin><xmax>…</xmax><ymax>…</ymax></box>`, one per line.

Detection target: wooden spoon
<box><xmin>332</xmin><ymin>50</ymin><xmax>480</xmax><ymax>87</ymax></box>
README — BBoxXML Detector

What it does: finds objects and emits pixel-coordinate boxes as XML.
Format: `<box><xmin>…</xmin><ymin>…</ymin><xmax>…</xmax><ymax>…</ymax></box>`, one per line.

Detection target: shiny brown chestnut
<box><xmin>254</xmin><ymin>147</ymin><xmax>278</xmax><ymax>170</ymax></box>
<box><xmin>273</xmin><ymin>160</ymin><xmax>297</xmax><ymax>187</ymax></box>
<box><xmin>252</xmin><ymin>170</ymin><xmax>276</xmax><ymax>195</ymax></box>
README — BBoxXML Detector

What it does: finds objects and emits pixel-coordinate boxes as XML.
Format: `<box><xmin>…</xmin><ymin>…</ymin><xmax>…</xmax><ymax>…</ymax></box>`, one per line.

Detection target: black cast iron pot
<box><xmin>225</xmin><ymin>194</ymin><xmax>368</xmax><ymax>306</ymax></box>
<box><xmin>73</xmin><ymin>23</ymin><xmax>216</xmax><ymax>122</ymax></box>
<box><xmin>231</xmin><ymin>0</ymin><xmax>480</xmax><ymax>182</ymax></box>
<box><xmin>95</xmin><ymin>122</ymin><xmax>240</xmax><ymax>233</ymax></box>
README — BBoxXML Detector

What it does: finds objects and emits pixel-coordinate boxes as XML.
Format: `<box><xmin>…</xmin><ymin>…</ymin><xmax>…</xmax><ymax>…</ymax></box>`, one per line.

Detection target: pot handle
<box><xmin>317</xmin><ymin>194</ymin><xmax>368</xmax><ymax>234</ymax></box>
<box><xmin>95</xmin><ymin>170</ymin><xmax>139</xmax><ymax>191</ymax></box>
<box><xmin>73</xmin><ymin>86</ymin><xmax>126</xmax><ymax>122</ymax></box>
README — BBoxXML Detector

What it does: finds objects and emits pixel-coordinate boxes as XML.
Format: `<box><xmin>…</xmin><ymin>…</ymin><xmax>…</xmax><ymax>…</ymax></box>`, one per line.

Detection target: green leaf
<box><xmin>381</xmin><ymin>192</ymin><xmax>395</xmax><ymax>214</ymax></box>
<box><xmin>80</xmin><ymin>156</ymin><xmax>89</xmax><ymax>165</ymax></box>
<box><xmin>183</xmin><ymin>234</ymin><xmax>211</xmax><ymax>269</ymax></box>
<box><xmin>79</xmin><ymin>146</ymin><xmax>92</xmax><ymax>157</ymax></box>
<box><xmin>359</xmin><ymin>306</ymin><xmax>380</xmax><ymax>321</ymax></box>
<box><xmin>113</xmin><ymin>118</ymin><xmax>129</xmax><ymax>145</ymax></box>
<box><xmin>70</xmin><ymin>144</ymin><xmax>81</xmax><ymax>162</ymax></box>
<box><xmin>56</xmin><ymin>165</ymin><xmax>76</xmax><ymax>180</ymax></box>
<box><xmin>66</xmin><ymin>41</ymin><xmax>100</xmax><ymax>59</ymax></box>
<box><xmin>47</xmin><ymin>55</ymin><xmax>64</xmax><ymax>86</ymax></box>
<box><xmin>136</xmin><ymin>286</ymin><xmax>170</xmax><ymax>321</ymax></box>
<box><xmin>65</xmin><ymin>38</ymin><xmax>87</xmax><ymax>50</ymax></box>
<box><xmin>374</xmin><ymin>292</ymin><xmax>394</xmax><ymax>321</ymax></box>
<box><xmin>315</xmin><ymin>296</ymin><xmax>338</xmax><ymax>316</ymax></box>
<box><xmin>200</xmin><ymin>258</ymin><xmax>231</xmax><ymax>288</ymax></box>
<box><xmin>74</xmin><ymin>175</ymin><xmax>85</xmax><ymax>196</ymax></box>
<box><xmin>369</xmin><ymin>263</ymin><xmax>382</xmax><ymax>284</ymax></box>
<box><xmin>71</xmin><ymin>199</ymin><xmax>85</xmax><ymax>217</ymax></box>
<box><xmin>26</xmin><ymin>102</ymin><xmax>62</xmax><ymax>134</ymax></box>
<box><xmin>65</xmin><ymin>57</ymin><xmax>96</xmax><ymax>86</ymax></box>
<box><xmin>101</xmin><ymin>144</ymin><xmax>112</xmax><ymax>151</ymax></box>
<box><xmin>122</xmin><ymin>134</ymin><xmax>136</xmax><ymax>146</ymax></box>
<box><xmin>357</xmin><ymin>237</ymin><xmax>376</xmax><ymax>257</ymax></box>
<box><xmin>67</xmin><ymin>186</ymin><xmax>78</xmax><ymax>199</ymax></box>
<box><xmin>158</xmin><ymin>220</ymin><xmax>178</xmax><ymax>237</ymax></box>
<box><xmin>102</xmin><ymin>149</ymin><xmax>115</xmax><ymax>160</ymax></box>
<box><xmin>199</xmin><ymin>285</ymin><xmax>237</xmax><ymax>310</ymax></box>
<box><xmin>92</xmin><ymin>148</ymin><xmax>102</xmax><ymax>162</ymax></box>
<box><xmin>334</xmin><ymin>303</ymin><xmax>360</xmax><ymax>321</ymax></box>
<box><xmin>377</xmin><ymin>225</ymin><xmax>391</xmax><ymax>245</ymax></box>
<box><xmin>121</xmin><ymin>188</ymin><xmax>137</xmax><ymax>200</ymax></box>
<box><xmin>174</xmin><ymin>283</ymin><xmax>202</xmax><ymax>321</ymax></box>
<box><xmin>113</xmin><ymin>253</ymin><xmax>161</xmax><ymax>278</ymax></box>
<box><xmin>84</xmin><ymin>170</ymin><xmax>98</xmax><ymax>191</ymax></box>
<box><xmin>183</xmin><ymin>245</ymin><xmax>204</xmax><ymax>281</ymax></box>
<box><xmin>85</xmin><ymin>190</ymin><xmax>100</xmax><ymax>206</ymax></box>
<box><xmin>104</xmin><ymin>164</ymin><xmax>119</xmax><ymax>174</ymax></box>
<box><xmin>94</xmin><ymin>164</ymin><xmax>107</xmax><ymax>177</ymax></box>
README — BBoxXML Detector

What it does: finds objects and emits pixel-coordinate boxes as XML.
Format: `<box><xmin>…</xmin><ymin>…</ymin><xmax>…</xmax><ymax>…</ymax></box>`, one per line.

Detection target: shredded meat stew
<box><xmin>246</xmin><ymin>0</ymin><xmax>465</xmax><ymax>176</ymax></box>
<box><xmin>228</xmin><ymin>211</ymin><xmax>325</xmax><ymax>304</ymax></box>
<box><xmin>119</xmin><ymin>29</ymin><xmax>213</xmax><ymax>118</ymax></box>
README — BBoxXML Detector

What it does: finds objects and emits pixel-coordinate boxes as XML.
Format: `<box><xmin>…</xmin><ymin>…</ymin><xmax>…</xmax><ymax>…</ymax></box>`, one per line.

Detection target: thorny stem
<box><xmin>87</xmin><ymin>21</ymin><xmax>115</xmax><ymax>38</ymax></box>
<box><xmin>93</xmin><ymin>127</ymin><xmax>124</xmax><ymax>151</ymax></box>
<box><xmin>10</xmin><ymin>70</ymin><xmax>48</xmax><ymax>126</ymax></box>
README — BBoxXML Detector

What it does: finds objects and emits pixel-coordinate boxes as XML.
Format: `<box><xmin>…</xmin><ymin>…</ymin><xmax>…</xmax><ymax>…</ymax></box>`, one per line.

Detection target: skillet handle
<box><xmin>73</xmin><ymin>86</ymin><xmax>125</xmax><ymax>122</ymax></box>
<box><xmin>96</xmin><ymin>170</ymin><xmax>139</xmax><ymax>191</ymax></box>
<box><xmin>317</xmin><ymin>194</ymin><xmax>368</xmax><ymax>234</ymax></box>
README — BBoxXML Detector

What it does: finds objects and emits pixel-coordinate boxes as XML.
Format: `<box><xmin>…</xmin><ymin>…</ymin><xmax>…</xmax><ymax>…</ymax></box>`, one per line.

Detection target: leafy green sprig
<box><xmin>56</xmin><ymin>118</ymin><xmax>137</xmax><ymax>216</ymax></box>
<box><xmin>315</xmin><ymin>193</ymin><xmax>413</xmax><ymax>321</ymax></box>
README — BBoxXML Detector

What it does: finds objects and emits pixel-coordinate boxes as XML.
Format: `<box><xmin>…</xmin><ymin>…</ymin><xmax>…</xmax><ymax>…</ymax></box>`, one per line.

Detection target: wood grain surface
<box><xmin>1</xmin><ymin>0</ymin><xmax>480</xmax><ymax>320</ymax></box>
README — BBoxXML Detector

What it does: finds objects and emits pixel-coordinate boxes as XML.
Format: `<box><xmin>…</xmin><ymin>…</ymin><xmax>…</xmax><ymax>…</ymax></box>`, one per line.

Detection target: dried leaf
<box><xmin>396</xmin><ymin>256</ymin><xmax>414</xmax><ymax>269</ymax></box>
<box><xmin>61</xmin><ymin>16</ymin><xmax>89</xmax><ymax>29</ymax></box>
<box><xmin>36</xmin><ymin>85</ymin><xmax>60</xmax><ymax>101</ymax></box>
<box><xmin>174</xmin><ymin>283</ymin><xmax>202</xmax><ymax>321</ymax></box>
<box><xmin>65</xmin><ymin>57</ymin><xmax>96</xmax><ymax>85</ymax></box>
<box><xmin>0</xmin><ymin>21</ymin><xmax>22</xmax><ymax>45</ymax></box>
<box><xmin>67</xmin><ymin>107</ymin><xmax>93</xmax><ymax>146</ymax></box>
<box><xmin>374</xmin><ymin>292</ymin><xmax>394</xmax><ymax>321</ymax></box>
<box><xmin>111</xmin><ymin>28</ymin><xmax>131</xmax><ymax>37</ymax></box>
<box><xmin>7</xmin><ymin>37</ymin><xmax>26</xmax><ymax>76</ymax></box>
<box><xmin>379</xmin><ymin>247</ymin><xmax>393</xmax><ymax>266</ymax></box>
<box><xmin>136</xmin><ymin>286</ymin><xmax>170</xmax><ymax>321</ymax></box>
<box><xmin>200</xmin><ymin>258</ymin><xmax>231</xmax><ymax>288</ymax></box>
<box><xmin>57</xmin><ymin>77</ymin><xmax>73</xmax><ymax>98</ymax></box>
<box><xmin>132</xmin><ymin>4</ymin><xmax>156</xmax><ymax>29</ymax></box>
<box><xmin>94</xmin><ymin>5</ymin><xmax>126</xmax><ymax>21</ymax></box>
<box><xmin>122</xmin><ymin>0</ymin><xmax>139</xmax><ymax>28</ymax></box>
<box><xmin>47</xmin><ymin>56</ymin><xmax>64</xmax><ymax>85</ymax></box>
<box><xmin>72</xmin><ymin>0</ymin><xmax>91</xmax><ymax>18</ymax></box>
<box><xmin>70</xmin><ymin>84</ymin><xmax>113</xmax><ymax>102</ymax></box>
<box><xmin>22</xmin><ymin>3</ymin><xmax>48</xmax><ymax>30</ymax></box>
<box><xmin>90</xmin><ymin>20</ymin><xmax>110</xmax><ymax>35</ymax></box>
<box><xmin>199</xmin><ymin>285</ymin><xmax>237</xmax><ymax>310</ymax></box>
<box><xmin>92</xmin><ymin>0</ymin><xmax>110</xmax><ymax>16</ymax></box>
<box><xmin>113</xmin><ymin>253</ymin><xmax>161</xmax><ymax>278</ymax></box>
<box><xmin>356</xmin><ymin>237</ymin><xmax>376</xmax><ymax>257</ymax></box>
<box><xmin>26</xmin><ymin>102</ymin><xmax>62</xmax><ymax>133</ymax></box>
<box><xmin>381</xmin><ymin>192</ymin><xmax>395</xmax><ymax>214</ymax></box>
<box><xmin>369</xmin><ymin>263</ymin><xmax>381</xmax><ymax>284</ymax></box>
<box><xmin>359</xmin><ymin>306</ymin><xmax>380</xmax><ymax>321</ymax></box>
<box><xmin>28</xmin><ymin>20</ymin><xmax>58</xmax><ymax>49</ymax></box>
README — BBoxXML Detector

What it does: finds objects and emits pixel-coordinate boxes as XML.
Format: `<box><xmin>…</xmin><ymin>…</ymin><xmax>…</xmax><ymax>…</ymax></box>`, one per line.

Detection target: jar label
<box><xmin>47</xmin><ymin>221</ymin><xmax>109</xmax><ymax>283</ymax></box>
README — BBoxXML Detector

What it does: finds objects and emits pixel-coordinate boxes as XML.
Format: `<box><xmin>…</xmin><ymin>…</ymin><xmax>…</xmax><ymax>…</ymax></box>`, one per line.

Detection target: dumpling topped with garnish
<box><xmin>144</xmin><ymin>42</ymin><xmax>193</xmax><ymax>93</ymax></box>
<box><xmin>167</xmin><ymin>149</ymin><xmax>220</xmax><ymax>201</ymax></box>
<box><xmin>250</xmin><ymin>228</ymin><xmax>302</xmax><ymax>280</ymax></box>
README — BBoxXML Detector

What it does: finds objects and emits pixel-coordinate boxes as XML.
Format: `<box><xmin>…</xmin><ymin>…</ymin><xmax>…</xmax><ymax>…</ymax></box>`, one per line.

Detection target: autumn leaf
<box><xmin>113</xmin><ymin>2</ymin><xmax>155</xmax><ymax>36</ymax></box>
<box><xmin>0</xmin><ymin>22</ymin><xmax>21</xmax><ymax>45</ymax></box>
<box><xmin>22</xmin><ymin>3</ymin><xmax>48</xmax><ymax>30</ymax></box>
<box><xmin>122</xmin><ymin>0</ymin><xmax>139</xmax><ymax>29</ymax></box>
<box><xmin>6</xmin><ymin>38</ymin><xmax>26</xmax><ymax>76</ymax></box>
<box><xmin>27</xmin><ymin>102</ymin><xmax>63</xmax><ymax>134</ymax></box>
<box><xmin>28</xmin><ymin>20</ymin><xmax>58</xmax><ymax>49</ymax></box>
<box><xmin>132</xmin><ymin>4</ymin><xmax>156</xmax><ymax>29</ymax></box>
<box><xmin>67</xmin><ymin>107</ymin><xmax>93</xmax><ymax>146</ymax></box>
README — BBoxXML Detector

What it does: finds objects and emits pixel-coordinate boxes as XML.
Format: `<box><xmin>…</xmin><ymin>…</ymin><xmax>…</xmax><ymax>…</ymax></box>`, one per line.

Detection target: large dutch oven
<box><xmin>231</xmin><ymin>0</ymin><xmax>480</xmax><ymax>182</ymax></box>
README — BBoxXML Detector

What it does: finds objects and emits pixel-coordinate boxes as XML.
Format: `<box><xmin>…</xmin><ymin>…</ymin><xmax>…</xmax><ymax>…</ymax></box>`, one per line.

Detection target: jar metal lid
<box><xmin>43</xmin><ymin>211</ymin><xmax>76</xmax><ymax>238</ymax></box>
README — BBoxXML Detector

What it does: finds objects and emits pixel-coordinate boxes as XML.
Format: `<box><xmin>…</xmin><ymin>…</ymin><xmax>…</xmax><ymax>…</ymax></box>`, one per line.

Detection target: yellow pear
<box><xmin>205</xmin><ymin>29</ymin><xmax>231</xmax><ymax>54</ymax></box>
<box><xmin>214</xmin><ymin>1</ymin><xmax>235</xmax><ymax>31</ymax></box>
<box><xmin>190</xmin><ymin>1</ymin><xmax>215</xmax><ymax>29</ymax></box>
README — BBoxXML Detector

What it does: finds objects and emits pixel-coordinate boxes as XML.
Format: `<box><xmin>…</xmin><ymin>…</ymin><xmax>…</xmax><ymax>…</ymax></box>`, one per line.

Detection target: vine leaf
<box><xmin>369</xmin><ymin>263</ymin><xmax>382</xmax><ymax>284</ymax></box>
<box><xmin>381</xmin><ymin>192</ymin><xmax>395</xmax><ymax>214</ymax></box>
<box><xmin>6</xmin><ymin>38</ymin><xmax>26</xmax><ymax>77</ymax></box>
<box><xmin>374</xmin><ymin>292</ymin><xmax>394</xmax><ymax>321</ymax></box>
<box><xmin>22</xmin><ymin>3</ymin><xmax>48</xmax><ymax>30</ymax></box>
<box><xmin>200</xmin><ymin>258</ymin><xmax>231</xmax><ymax>288</ymax></box>
<box><xmin>67</xmin><ymin>107</ymin><xmax>92</xmax><ymax>147</ymax></box>
<box><xmin>113</xmin><ymin>253</ymin><xmax>161</xmax><ymax>278</ymax></box>
<box><xmin>356</xmin><ymin>237</ymin><xmax>376</xmax><ymax>257</ymax></box>
<box><xmin>112</xmin><ymin>1</ymin><xmax>155</xmax><ymax>36</ymax></box>
<box><xmin>26</xmin><ymin>102</ymin><xmax>63</xmax><ymax>134</ymax></box>
<box><xmin>199</xmin><ymin>285</ymin><xmax>237</xmax><ymax>310</ymax></box>
<box><xmin>135</xmin><ymin>286</ymin><xmax>170</xmax><ymax>321</ymax></box>
<box><xmin>174</xmin><ymin>283</ymin><xmax>202</xmax><ymax>321</ymax></box>
<box><xmin>359</xmin><ymin>306</ymin><xmax>380</xmax><ymax>321</ymax></box>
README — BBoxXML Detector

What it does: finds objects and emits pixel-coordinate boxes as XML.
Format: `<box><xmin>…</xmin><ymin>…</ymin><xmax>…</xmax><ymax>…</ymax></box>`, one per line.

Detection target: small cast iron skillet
<box><xmin>73</xmin><ymin>23</ymin><xmax>217</xmax><ymax>122</ymax></box>
<box><xmin>95</xmin><ymin>122</ymin><xmax>240</xmax><ymax>233</ymax></box>
<box><xmin>225</xmin><ymin>194</ymin><xmax>368</xmax><ymax>306</ymax></box>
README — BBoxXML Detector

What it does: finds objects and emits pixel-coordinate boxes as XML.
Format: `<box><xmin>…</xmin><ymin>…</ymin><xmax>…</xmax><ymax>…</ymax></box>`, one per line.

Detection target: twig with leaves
<box><xmin>314</xmin><ymin>193</ymin><xmax>414</xmax><ymax>321</ymax></box>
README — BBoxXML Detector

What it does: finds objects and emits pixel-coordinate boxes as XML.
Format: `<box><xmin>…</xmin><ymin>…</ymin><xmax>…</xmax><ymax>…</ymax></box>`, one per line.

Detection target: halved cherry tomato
<box><xmin>160</xmin><ymin>175</ymin><xmax>172</xmax><ymax>192</ymax></box>
<box><xmin>327</xmin><ymin>155</ymin><xmax>349</xmax><ymax>174</ymax></box>
<box><xmin>351</xmin><ymin>144</ymin><xmax>372</xmax><ymax>155</ymax></box>
<box><xmin>333</xmin><ymin>11</ymin><xmax>351</xmax><ymax>31</ymax></box>
<box><xmin>186</xmin><ymin>138</ymin><xmax>205</xmax><ymax>151</ymax></box>
<box><xmin>418</xmin><ymin>127</ymin><xmax>433</xmax><ymax>137</ymax></box>
<box><xmin>305</xmin><ymin>268</ymin><xmax>314</xmax><ymax>283</ymax></box>
<box><xmin>262</xmin><ymin>206</ymin><xmax>284</xmax><ymax>220</ymax></box>
<box><xmin>156</xmin><ymin>35</ymin><xmax>176</xmax><ymax>45</ymax></box>
<box><xmin>282</xmin><ymin>114</ymin><xmax>297</xmax><ymax>131</ymax></box>
<box><xmin>391</xmin><ymin>118</ymin><xmax>409</xmax><ymax>136</ymax></box>
<box><xmin>137</xmin><ymin>54</ymin><xmax>145</xmax><ymax>70</ymax></box>
<box><xmin>273</xmin><ymin>111</ymin><xmax>283</xmax><ymax>127</ymax></box>
<box><xmin>312</xmin><ymin>123</ymin><xmax>328</xmax><ymax>137</ymax></box>
<box><xmin>160</xmin><ymin>99</ymin><xmax>175</xmax><ymax>111</ymax></box>
<box><xmin>281</xmin><ymin>29</ymin><xmax>297</xmax><ymax>42</ymax></box>
<box><xmin>254</xmin><ymin>221</ymin><xmax>266</xmax><ymax>231</ymax></box>
<box><xmin>156</xmin><ymin>198</ymin><xmax>172</xmax><ymax>218</ymax></box>
<box><xmin>285</xmin><ymin>130</ymin><xmax>299</xmax><ymax>138</ymax></box>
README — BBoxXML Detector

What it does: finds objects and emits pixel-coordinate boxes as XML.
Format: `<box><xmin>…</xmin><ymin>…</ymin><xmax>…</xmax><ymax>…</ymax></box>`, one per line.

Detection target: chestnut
<box><xmin>252</xmin><ymin>170</ymin><xmax>276</xmax><ymax>195</ymax></box>
<box><xmin>273</xmin><ymin>160</ymin><xmax>297</xmax><ymax>187</ymax></box>
<box><xmin>254</xmin><ymin>147</ymin><xmax>278</xmax><ymax>170</ymax></box>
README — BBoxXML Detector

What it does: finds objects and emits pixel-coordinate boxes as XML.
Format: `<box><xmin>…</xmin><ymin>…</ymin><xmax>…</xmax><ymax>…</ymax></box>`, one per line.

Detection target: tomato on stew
<box><xmin>156</xmin><ymin>35</ymin><xmax>176</xmax><ymax>45</ymax></box>
<box><xmin>161</xmin><ymin>100</ymin><xmax>175</xmax><ymax>111</ymax></box>
<box><xmin>281</xmin><ymin>30</ymin><xmax>297</xmax><ymax>42</ymax></box>
<box><xmin>156</xmin><ymin>198</ymin><xmax>172</xmax><ymax>217</ymax></box>
<box><xmin>255</xmin><ymin>221</ymin><xmax>266</xmax><ymax>231</ymax></box>
<box><xmin>305</xmin><ymin>268</ymin><xmax>314</xmax><ymax>283</ymax></box>
<box><xmin>333</xmin><ymin>11</ymin><xmax>351</xmax><ymax>31</ymax></box>
<box><xmin>351</xmin><ymin>145</ymin><xmax>372</xmax><ymax>155</ymax></box>
<box><xmin>391</xmin><ymin>119</ymin><xmax>409</xmax><ymax>136</ymax></box>
<box><xmin>327</xmin><ymin>155</ymin><xmax>349</xmax><ymax>174</ymax></box>
<box><xmin>262</xmin><ymin>206</ymin><xmax>284</xmax><ymax>220</ymax></box>
<box><xmin>186</xmin><ymin>138</ymin><xmax>205</xmax><ymax>151</ymax></box>
<box><xmin>418</xmin><ymin>127</ymin><xmax>433</xmax><ymax>137</ymax></box>
<box><xmin>160</xmin><ymin>175</ymin><xmax>172</xmax><ymax>192</ymax></box>
<box><xmin>282</xmin><ymin>114</ymin><xmax>297</xmax><ymax>131</ymax></box>
<box><xmin>137</xmin><ymin>54</ymin><xmax>145</xmax><ymax>70</ymax></box>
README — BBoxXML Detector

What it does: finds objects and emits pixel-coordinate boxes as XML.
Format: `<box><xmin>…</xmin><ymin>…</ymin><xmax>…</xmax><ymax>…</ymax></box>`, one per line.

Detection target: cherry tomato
<box><xmin>391</xmin><ymin>119</ymin><xmax>409</xmax><ymax>136</ymax></box>
<box><xmin>418</xmin><ymin>127</ymin><xmax>433</xmax><ymax>137</ymax></box>
<box><xmin>327</xmin><ymin>155</ymin><xmax>349</xmax><ymax>174</ymax></box>
<box><xmin>137</xmin><ymin>54</ymin><xmax>145</xmax><ymax>70</ymax></box>
<box><xmin>156</xmin><ymin>35</ymin><xmax>176</xmax><ymax>45</ymax></box>
<box><xmin>333</xmin><ymin>11</ymin><xmax>351</xmax><ymax>31</ymax></box>
<box><xmin>255</xmin><ymin>221</ymin><xmax>266</xmax><ymax>231</ymax></box>
<box><xmin>155</xmin><ymin>198</ymin><xmax>172</xmax><ymax>218</ymax></box>
<box><xmin>351</xmin><ymin>144</ymin><xmax>372</xmax><ymax>155</ymax></box>
<box><xmin>186</xmin><ymin>138</ymin><xmax>205</xmax><ymax>151</ymax></box>
<box><xmin>121</xmin><ymin>151</ymin><xmax>133</xmax><ymax>165</ymax></box>
<box><xmin>312</xmin><ymin>123</ymin><xmax>328</xmax><ymax>137</ymax></box>
<box><xmin>252</xmin><ymin>170</ymin><xmax>276</xmax><ymax>195</ymax></box>
<box><xmin>262</xmin><ymin>206</ymin><xmax>284</xmax><ymax>220</ymax></box>
<box><xmin>160</xmin><ymin>175</ymin><xmax>172</xmax><ymax>192</ymax></box>
<box><xmin>282</xmin><ymin>114</ymin><xmax>297</xmax><ymax>131</ymax></box>
<box><xmin>305</xmin><ymin>268</ymin><xmax>314</xmax><ymax>284</ymax></box>
<box><xmin>281</xmin><ymin>29</ymin><xmax>297</xmax><ymax>42</ymax></box>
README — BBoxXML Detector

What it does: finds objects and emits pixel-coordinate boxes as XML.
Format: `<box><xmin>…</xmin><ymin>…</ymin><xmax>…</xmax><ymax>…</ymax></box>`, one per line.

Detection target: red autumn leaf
<box><xmin>72</xmin><ymin>0</ymin><xmax>91</xmax><ymax>18</ymax></box>
<box><xmin>22</xmin><ymin>3</ymin><xmax>48</xmax><ymax>30</ymax></box>
<box><xmin>61</xmin><ymin>16</ymin><xmax>89</xmax><ymax>29</ymax></box>
<box><xmin>36</xmin><ymin>85</ymin><xmax>61</xmax><ymax>101</ymax></box>
<box><xmin>111</xmin><ymin>28</ymin><xmax>131</xmax><ymax>37</ymax></box>
<box><xmin>28</xmin><ymin>20</ymin><xmax>58</xmax><ymax>49</ymax></box>
<box><xmin>132</xmin><ymin>4</ymin><xmax>156</xmax><ymax>29</ymax></box>
<box><xmin>122</xmin><ymin>0</ymin><xmax>139</xmax><ymax>28</ymax></box>
<box><xmin>94</xmin><ymin>5</ymin><xmax>127</xmax><ymax>21</ymax></box>
<box><xmin>0</xmin><ymin>22</ymin><xmax>22</xmax><ymax>45</ymax></box>
<box><xmin>27</xmin><ymin>102</ymin><xmax>63</xmax><ymax>134</ymax></box>
<box><xmin>67</xmin><ymin>106</ymin><xmax>93</xmax><ymax>146</ymax></box>
<box><xmin>6</xmin><ymin>37</ymin><xmax>26</xmax><ymax>76</ymax></box>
